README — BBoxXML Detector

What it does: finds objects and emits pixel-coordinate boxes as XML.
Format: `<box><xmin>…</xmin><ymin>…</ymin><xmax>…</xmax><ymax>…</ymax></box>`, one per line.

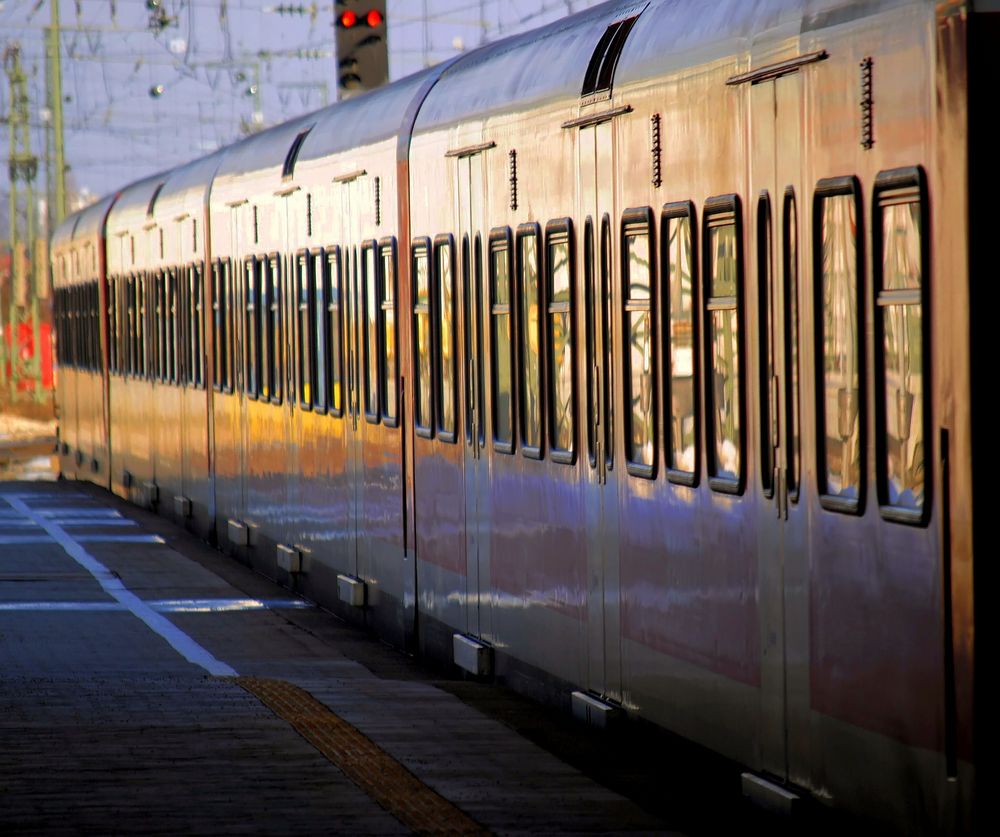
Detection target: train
<box><xmin>50</xmin><ymin>0</ymin><xmax>988</xmax><ymax>832</ymax></box>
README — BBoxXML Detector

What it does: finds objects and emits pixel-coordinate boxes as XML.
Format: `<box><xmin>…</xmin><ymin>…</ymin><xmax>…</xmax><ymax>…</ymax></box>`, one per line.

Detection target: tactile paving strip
<box><xmin>235</xmin><ymin>676</ymin><xmax>489</xmax><ymax>836</ymax></box>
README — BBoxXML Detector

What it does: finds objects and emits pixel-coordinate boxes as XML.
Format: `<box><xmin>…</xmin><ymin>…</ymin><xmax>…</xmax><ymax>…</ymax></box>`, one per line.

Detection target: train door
<box><xmin>457</xmin><ymin>152</ymin><xmax>492</xmax><ymax>642</ymax></box>
<box><xmin>750</xmin><ymin>70</ymin><xmax>809</xmax><ymax>784</ymax></box>
<box><xmin>579</xmin><ymin>119</ymin><xmax>622</xmax><ymax>702</ymax></box>
<box><xmin>341</xmin><ymin>181</ymin><xmax>363</xmax><ymax>578</ymax></box>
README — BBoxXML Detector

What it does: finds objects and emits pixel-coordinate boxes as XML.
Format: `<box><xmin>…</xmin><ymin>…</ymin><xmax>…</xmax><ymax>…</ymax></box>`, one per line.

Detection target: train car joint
<box><xmin>452</xmin><ymin>634</ymin><xmax>493</xmax><ymax>677</ymax></box>
<box><xmin>277</xmin><ymin>544</ymin><xmax>302</xmax><ymax>575</ymax></box>
<box><xmin>740</xmin><ymin>773</ymin><xmax>800</xmax><ymax>816</ymax></box>
<box><xmin>336</xmin><ymin>573</ymin><xmax>366</xmax><ymax>607</ymax></box>
<box><xmin>174</xmin><ymin>495</ymin><xmax>192</xmax><ymax>519</ymax></box>
<box><xmin>570</xmin><ymin>691</ymin><xmax>622</xmax><ymax>730</ymax></box>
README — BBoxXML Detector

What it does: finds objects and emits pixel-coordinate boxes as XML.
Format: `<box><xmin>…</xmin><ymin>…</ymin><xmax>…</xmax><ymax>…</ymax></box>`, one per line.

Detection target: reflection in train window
<box><xmin>169</xmin><ymin>268</ymin><xmax>179</xmax><ymax>384</ymax></box>
<box><xmin>362</xmin><ymin>242</ymin><xmax>379</xmax><ymax>423</ymax></box>
<box><xmin>296</xmin><ymin>253</ymin><xmax>312</xmax><ymax>409</ymax></box>
<box><xmin>662</xmin><ymin>202</ymin><xmax>698</xmax><ymax>483</ymax></box>
<box><xmin>875</xmin><ymin>169</ymin><xmax>926</xmax><ymax>522</ymax></box>
<box><xmin>195</xmin><ymin>264</ymin><xmax>205</xmax><ymax>387</ymax></box>
<box><xmin>783</xmin><ymin>191</ymin><xmax>801</xmax><ymax>501</ymax></box>
<box><xmin>815</xmin><ymin>180</ymin><xmax>863</xmax><ymax>511</ymax></box>
<box><xmin>325</xmin><ymin>248</ymin><xmax>343</xmax><ymax>415</ymax></box>
<box><xmin>108</xmin><ymin>279</ymin><xmax>118</xmax><ymax>374</ymax></box>
<box><xmin>311</xmin><ymin>252</ymin><xmax>327</xmax><ymax>412</ymax></box>
<box><xmin>223</xmin><ymin>260</ymin><xmax>234</xmax><ymax>392</ymax></box>
<box><xmin>490</xmin><ymin>228</ymin><xmax>514</xmax><ymax>453</ymax></box>
<box><xmin>413</xmin><ymin>240</ymin><xmax>433</xmax><ymax>437</ymax></box>
<box><xmin>380</xmin><ymin>239</ymin><xmax>398</xmax><ymax>426</ymax></box>
<box><xmin>267</xmin><ymin>256</ymin><xmax>282</xmax><ymax>404</ymax></box>
<box><xmin>435</xmin><ymin>235</ymin><xmax>457</xmax><ymax>441</ymax></box>
<box><xmin>546</xmin><ymin>220</ymin><xmax>575</xmax><ymax>463</ymax></box>
<box><xmin>518</xmin><ymin>223</ymin><xmax>543</xmax><ymax>458</ymax></box>
<box><xmin>245</xmin><ymin>258</ymin><xmax>259</xmax><ymax>399</ymax></box>
<box><xmin>622</xmin><ymin>208</ymin><xmax>655</xmax><ymax>477</ymax></box>
<box><xmin>259</xmin><ymin>259</ymin><xmax>271</xmax><ymax>400</ymax></box>
<box><xmin>704</xmin><ymin>196</ymin><xmax>743</xmax><ymax>492</ymax></box>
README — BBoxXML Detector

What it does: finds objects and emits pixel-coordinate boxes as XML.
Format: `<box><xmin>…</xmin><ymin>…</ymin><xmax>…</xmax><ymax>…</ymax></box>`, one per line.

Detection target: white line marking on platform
<box><xmin>0</xmin><ymin>533</ymin><xmax>162</xmax><ymax>545</ymax></box>
<box><xmin>0</xmin><ymin>598</ymin><xmax>313</xmax><ymax>613</ymax></box>
<box><xmin>38</xmin><ymin>508</ymin><xmax>124</xmax><ymax>518</ymax></box>
<box><xmin>56</xmin><ymin>519</ymin><xmax>137</xmax><ymax>528</ymax></box>
<box><xmin>1</xmin><ymin>494</ymin><xmax>237</xmax><ymax>677</ymax></box>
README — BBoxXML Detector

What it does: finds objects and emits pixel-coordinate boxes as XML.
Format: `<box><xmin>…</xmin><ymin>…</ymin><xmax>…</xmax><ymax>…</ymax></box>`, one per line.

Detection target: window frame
<box><xmin>621</xmin><ymin>206</ymin><xmax>657</xmax><ymax>480</ymax></box>
<box><xmin>433</xmin><ymin>233</ymin><xmax>458</xmax><ymax>444</ymax></box>
<box><xmin>813</xmin><ymin>176</ymin><xmax>865</xmax><ymax>515</ymax></box>
<box><xmin>324</xmin><ymin>246</ymin><xmax>343</xmax><ymax>417</ymax></box>
<box><xmin>702</xmin><ymin>194</ymin><xmax>746</xmax><ymax>495</ymax></box>
<box><xmin>266</xmin><ymin>252</ymin><xmax>283</xmax><ymax>405</ymax></box>
<box><xmin>379</xmin><ymin>236</ymin><xmax>399</xmax><ymax>428</ymax></box>
<box><xmin>516</xmin><ymin>221</ymin><xmax>544</xmax><ymax>460</ymax></box>
<box><xmin>783</xmin><ymin>188</ymin><xmax>802</xmax><ymax>503</ymax></box>
<box><xmin>412</xmin><ymin>237</ymin><xmax>434</xmax><ymax>439</ymax></box>
<box><xmin>361</xmin><ymin>239</ymin><xmax>380</xmax><ymax>424</ymax></box>
<box><xmin>295</xmin><ymin>249</ymin><xmax>313</xmax><ymax>411</ymax></box>
<box><xmin>872</xmin><ymin>166</ymin><xmax>930</xmax><ymax>526</ymax></box>
<box><xmin>661</xmin><ymin>200</ymin><xmax>700</xmax><ymax>487</ymax></box>
<box><xmin>244</xmin><ymin>256</ymin><xmax>259</xmax><ymax>400</ymax></box>
<box><xmin>545</xmin><ymin>217</ymin><xmax>576</xmax><ymax>465</ymax></box>
<box><xmin>489</xmin><ymin>226</ymin><xmax>516</xmax><ymax>455</ymax></box>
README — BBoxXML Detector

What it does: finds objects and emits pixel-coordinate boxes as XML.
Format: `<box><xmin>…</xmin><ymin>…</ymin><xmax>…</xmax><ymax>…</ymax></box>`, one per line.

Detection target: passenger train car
<box><xmin>51</xmin><ymin>0</ymin><xmax>990</xmax><ymax>831</ymax></box>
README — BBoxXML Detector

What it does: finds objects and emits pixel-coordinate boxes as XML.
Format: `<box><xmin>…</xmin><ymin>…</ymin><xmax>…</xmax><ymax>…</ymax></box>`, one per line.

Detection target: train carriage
<box><xmin>50</xmin><ymin>0</ymin><xmax>986</xmax><ymax>831</ymax></box>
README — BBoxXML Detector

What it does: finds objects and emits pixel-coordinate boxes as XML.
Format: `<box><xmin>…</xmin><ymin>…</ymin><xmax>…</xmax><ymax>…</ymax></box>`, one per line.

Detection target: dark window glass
<box><xmin>816</xmin><ymin>186</ymin><xmax>862</xmax><ymax>507</ymax></box>
<box><xmin>310</xmin><ymin>251</ymin><xmax>327</xmax><ymax>412</ymax></box>
<box><xmin>783</xmin><ymin>192</ymin><xmax>801</xmax><ymax>499</ymax></box>
<box><xmin>518</xmin><ymin>226</ymin><xmax>542</xmax><ymax>455</ymax></box>
<box><xmin>168</xmin><ymin>269</ymin><xmax>178</xmax><ymax>384</ymax></box>
<box><xmin>380</xmin><ymin>242</ymin><xmax>397</xmax><ymax>425</ymax></box>
<box><xmin>259</xmin><ymin>259</ymin><xmax>271</xmax><ymax>400</ymax></box>
<box><xmin>325</xmin><ymin>249</ymin><xmax>342</xmax><ymax>415</ymax></box>
<box><xmin>876</xmin><ymin>173</ymin><xmax>925</xmax><ymax>519</ymax></box>
<box><xmin>758</xmin><ymin>196</ymin><xmax>774</xmax><ymax>495</ymax></box>
<box><xmin>547</xmin><ymin>222</ymin><xmax>574</xmax><ymax>461</ymax></box>
<box><xmin>223</xmin><ymin>260</ymin><xmax>234</xmax><ymax>392</ymax></box>
<box><xmin>490</xmin><ymin>230</ymin><xmax>514</xmax><ymax>452</ymax></box>
<box><xmin>413</xmin><ymin>242</ymin><xmax>433</xmax><ymax>435</ymax></box>
<box><xmin>108</xmin><ymin>280</ymin><xmax>118</xmax><ymax>373</ymax></box>
<box><xmin>363</xmin><ymin>243</ymin><xmax>379</xmax><ymax>422</ymax></box>
<box><xmin>704</xmin><ymin>200</ymin><xmax>743</xmax><ymax>490</ymax></box>
<box><xmin>436</xmin><ymin>237</ymin><xmax>456</xmax><ymax>440</ymax></box>
<box><xmin>194</xmin><ymin>263</ymin><xmax>204</xmax><ymax>387</ymax></box>
<box><xmin>622</xmin><ymin>210</ymin><xmax>655</xmax><ymax>476</ymax></box>
<box><xmin>664</xmin><ymin>205</ymin><xmax>697</xmax><ymax>479</ymax></box>
<box><xmin>268</xmin><ymin>256</ymin><xmax>282</xmax><ymax>403</ymax></box>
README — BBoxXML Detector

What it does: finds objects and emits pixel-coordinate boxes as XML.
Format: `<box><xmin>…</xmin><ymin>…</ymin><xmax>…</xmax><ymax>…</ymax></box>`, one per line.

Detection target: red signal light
<box><xmin>366</xmin><ymin>9</ymin><xmax>383</xmax><ymax>26</ymax></box>
<box><xmin>340</xmin><ymin>10</ymin><xmax>357</xmax><ymax>27</ymax></box>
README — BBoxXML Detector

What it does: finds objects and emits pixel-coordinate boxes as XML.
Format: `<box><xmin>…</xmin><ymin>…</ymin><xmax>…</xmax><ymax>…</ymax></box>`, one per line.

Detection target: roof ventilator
<box><xmin>282</xmin><ymin>125</ymin><xmax>314</xmax><ymax>180</ymax></box>
<box><xmin>581</xmin><ymin>15</ymin><xmax>639</xmax><ymax>97</ymax></box>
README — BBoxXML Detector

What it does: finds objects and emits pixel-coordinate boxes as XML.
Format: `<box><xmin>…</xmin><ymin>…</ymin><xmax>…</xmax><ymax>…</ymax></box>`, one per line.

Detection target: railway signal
<box><xmin>335</xmin><ymin>2</ymin><xmax>388</xmax><ymax>99</ymax></box>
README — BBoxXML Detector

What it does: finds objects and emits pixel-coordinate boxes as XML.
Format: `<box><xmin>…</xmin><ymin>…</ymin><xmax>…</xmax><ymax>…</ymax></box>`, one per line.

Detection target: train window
<box><xmin>267</xmin><ymin>255</ymin><xmax>282</xmax><ymax>404</ymax></box>
<box><xmin>296</xmin><ymin>253</ymin><xmax>312</xmax><ymax>410</ymax></box>
<box><xmin>435</xmin><ymin>234</ymin><xmax>457</xmax><ymax>442</ymax></box>
<box><xmin>310</xmin><ymin>251</ymin><xmax>327</xmax><ymax>413</ymax></box>
<box><xmin>758</xmin><ymin>194</ymin><xmax>775</xmax><ymax>497</ymax></box>
<box><xmin>107</xmin><ymin>280</ymin><xmax>117</xmax><ymax>373</ymax></box>
<box><xmin>212</xmin><ymin>262</ymin><xmax>223</xmax><ymax>390</ymax></box>
<box><xmin>379</xmin><ymin>238</ymin><xmax>398</xmax><ymax>427</ymax></box>
<box><xmin>814</xmin><ymin>177</ymin><xmax>864</xmax><ymax>513</ymax></box>
<box><xmin>125</xmin><ymin>276</ymin><xmax>134</xmax><ymax>376</ymax></box>
<box><xmin>584</xmin><ymin>219</ymin><xmax>597</xmax><ymax>466</ymax></box>
<box><xmin>490</xmin><ymin>228</ymin><xmax>514</xmax><ymax>453</ymax></box>
<box><xmin>169</xmin><ymin>268</ymin><xmax>179</xmax><ymax>384</ymax></box>
<box><xmin>138</xmin><ymin>272</ymin><xmax>148</xmax><ymax>379</ymax></box>
<box><xmin>622</xmin><ymin>208</ymin><xmax>656</xmax><ymax>478</ymax></box>
<box><xmin>412</xmin><ymin>239</ymin><xmax>433</xmax><ymax>437</ymax></box>
<box><xmin>193</xmin><ymin>263</ymin><xmax>204</xmax><ymax>388</ymax></box>
<box><xmin>546</xmin><ymin>219</ymin><xmax>575</xmax><ymax>463</ymax></box>
<box><xmin>159</xmin><ymin>271</ymin><xmax>169</xmax><ymax>382</ymax></box>
<box><xmin>179</xmin><ymin>268</ymin><xmax>189</xmax><ymax>384</ymax></box>
<box><xmin>517</xmin><ymin>223</ymin><xmax>543</xmax><ymax>458</ymax></box>
<box><xmin>784</xmin><ymin>190</ymin><xmax>801</xmax><ymax>501</ymax></box>
<box><xmin>223</xmin><ymin>260</ymin><xmax>234</xmax><ymax>392</ymax></box>
<box><xmin>662</xmin><ymin>202</ymin><xmax>698</xmax><ymax>484</ymax></box>
<box><xmin>462</xmin><ymin>236</ymin><xmax>473</xmax><ymax>445</ymax></box>
<box><xmin>874</xmin><ymin>168</ymin><xmax>927</xmax><ymax>523</ymax></box>
<box><xmin>703</xmin><ymin>195</ymin><xmax>745</xmax><ymax>493</ymax></box>
<box><xmin>245</xmin><ymin>258</ymin><xmax>259</xmax><ymax>399</ymax></box>
<box><xmin>324</xmin><ymin>248</ymin><xmax>342</xmax><ymax>416</ymax></box>
<box><xmin>362</xmin><ymin>241</ymin><xmax>379</xmax><ymax>423</ymax></box>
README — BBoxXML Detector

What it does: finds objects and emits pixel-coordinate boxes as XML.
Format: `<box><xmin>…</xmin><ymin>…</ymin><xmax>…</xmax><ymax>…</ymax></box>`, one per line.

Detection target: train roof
<box><xmin>616</xmin><ymin>0</ymin><xmax>927</xmax><ymax>87</ymax></box>
<box><xmin>51</xmin><ymin>193</ymin><xmax>118</xmax><ymax>251</ymax></box>
<box><xmin>413</xmin><ymin>0</ymin><xmax>647</xmax><ymax>132</ymax></box>
<box><xmin>297</xmin><ymin>65</ymin><xmax>446</xmax><ymax>163</ymax></box>
<box><xmin>105</xmin><ymin>171</ymin><xmax>174</xmax><ymax>236</ymax></box>
<box><xmin>149</xmin><ymin>148</ymin><xmax>227</xmax><ymax>222</ymax></box>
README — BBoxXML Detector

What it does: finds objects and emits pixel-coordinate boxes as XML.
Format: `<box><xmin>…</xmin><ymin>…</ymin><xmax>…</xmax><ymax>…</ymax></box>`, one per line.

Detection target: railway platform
<box><xmin>1</xmin><ymin>480</ymin><xmax>838</xmax><ymax>835</ymax></box>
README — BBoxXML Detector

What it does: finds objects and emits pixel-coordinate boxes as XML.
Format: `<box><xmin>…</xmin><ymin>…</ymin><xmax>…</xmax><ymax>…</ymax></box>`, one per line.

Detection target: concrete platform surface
<box><xmin>0</xmin><ymin>481</ymin><xmax>798</xmax><ymax>835</ymax></box>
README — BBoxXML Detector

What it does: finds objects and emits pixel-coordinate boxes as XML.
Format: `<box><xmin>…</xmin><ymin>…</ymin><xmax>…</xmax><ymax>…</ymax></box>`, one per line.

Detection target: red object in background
<box><xmin>340</xmin><ymin>10</ymin><xmax>357</xmax><ymax>27</ymax></box>
<box><xmin>2</xmin><ymin>320</ymin><xmax>54</xmax><ymax>392</ymax></box>
<box><xmin>366</xmin><ymin>9</ymin><xmax>383</xmax><ymax>26</ymax></box>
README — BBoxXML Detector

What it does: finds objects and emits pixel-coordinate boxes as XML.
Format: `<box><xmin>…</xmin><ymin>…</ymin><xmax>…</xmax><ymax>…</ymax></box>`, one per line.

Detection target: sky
<box><xmin>0</xmin><ymin>0</ymin><xmax>606</xmax><ymax>227</ymax></box>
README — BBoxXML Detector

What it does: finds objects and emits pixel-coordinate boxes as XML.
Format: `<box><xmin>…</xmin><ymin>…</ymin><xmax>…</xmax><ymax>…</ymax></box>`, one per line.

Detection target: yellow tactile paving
<box><xmin>235</xmin><ymin>676</ymin><xmax>489</xmax><ymax>836</ymax></box>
